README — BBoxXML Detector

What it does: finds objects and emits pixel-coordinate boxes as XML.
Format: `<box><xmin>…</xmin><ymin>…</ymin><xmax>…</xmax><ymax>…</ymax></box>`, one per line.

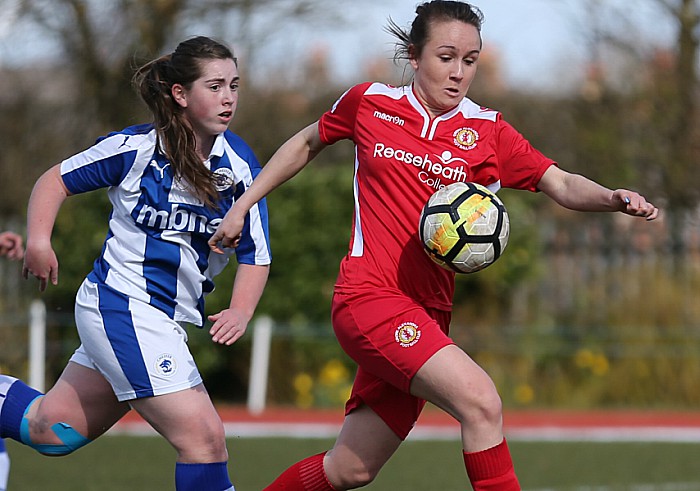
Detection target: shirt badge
<box><xmin>453</xmin><ymin>127</ymin><xmax>479</xmax><ymax>151</ymax></box>
<box><xmin>213</xmin><ymin>167</ymin><xmax>235</xmax><ymax>191</ymax></box>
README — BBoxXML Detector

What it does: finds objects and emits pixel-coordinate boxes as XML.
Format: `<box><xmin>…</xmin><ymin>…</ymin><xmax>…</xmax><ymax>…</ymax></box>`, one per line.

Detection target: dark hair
<box><xmin>386</xmin><ymin>1</ymin><xmax>484</xmax><ymax>62</ymax></box>
<box><xmin>132</xmin><ymin>36</ymin><xmax>237</xmax><ymax>209</ymax></box>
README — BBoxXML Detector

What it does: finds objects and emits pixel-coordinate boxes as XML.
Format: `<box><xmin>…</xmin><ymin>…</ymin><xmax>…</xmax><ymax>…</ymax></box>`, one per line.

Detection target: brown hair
<box><xmin>132</xmin><ymin>36</ymin><xmax>237</xmax><ymax>208</ymax></box>
<box><xmin>386</xmin><ymin>1</ymin><xmax>484</xmax><ymax>62</ymax></box>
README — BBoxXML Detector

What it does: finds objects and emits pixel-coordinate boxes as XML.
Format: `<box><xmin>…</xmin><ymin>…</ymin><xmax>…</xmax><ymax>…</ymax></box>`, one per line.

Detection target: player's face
<box><xmin>410</xmin><ymin>20</ymin><xmax>481</xmax><ymax>118</ymax></box>
<box><xmin>173</xmin><ymin>58</ymin><xmax>239</xmax><ymax>155</ymax></box>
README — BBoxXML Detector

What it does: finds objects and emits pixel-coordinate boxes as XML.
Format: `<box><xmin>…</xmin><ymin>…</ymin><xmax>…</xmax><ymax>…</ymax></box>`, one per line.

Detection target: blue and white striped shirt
<box><xmin>61</xmin><ymin>123</ymin><xmax>271</xmax><ymax>326</ymax></box>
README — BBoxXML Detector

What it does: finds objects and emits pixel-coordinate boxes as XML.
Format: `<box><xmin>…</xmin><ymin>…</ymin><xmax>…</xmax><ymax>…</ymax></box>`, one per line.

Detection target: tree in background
<box><xmin>563</xmin><ymin>0</ymin><xmax>699</xmax><ymax>246</ymax></box>
<box><xmin>657</xmin><ymin>0</ymin><xmax>700</xmax><ymax>211</ymax></box>
<box><xmin>0</xmin><ymin>0</ymin><xmax>360</xmax><ymax>215</ymax></box>
<box><xmin>0</xmin><ymin>0</ymin><xmax>366</xmax><ymax>308</ymax></box>
<box><xmin>2</xmin><ymin>0</ymin><xmax>700</xmax><ymax>406</ymax></box>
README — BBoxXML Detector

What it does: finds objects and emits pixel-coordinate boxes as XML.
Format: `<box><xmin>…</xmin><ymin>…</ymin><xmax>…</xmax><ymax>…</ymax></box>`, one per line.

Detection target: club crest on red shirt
<box><xmin>453</xmin><ymin>127</ymin><xmax>479</xmax><ymax>151</ymax></box>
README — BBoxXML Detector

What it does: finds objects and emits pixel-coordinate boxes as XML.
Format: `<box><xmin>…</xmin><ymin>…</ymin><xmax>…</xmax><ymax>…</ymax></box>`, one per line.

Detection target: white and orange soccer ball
<box><xmin>419</xmin><ymin>182</ymin><xmax>509</xmax><ymax>274</ymax></box>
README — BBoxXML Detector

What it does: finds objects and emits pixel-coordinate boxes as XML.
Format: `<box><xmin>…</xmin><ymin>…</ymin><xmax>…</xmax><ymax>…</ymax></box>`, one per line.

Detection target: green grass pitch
<box><xmin>6</xmin><ymin>437</ymin><xmax>700</xmax><ymax>490</ymax></box>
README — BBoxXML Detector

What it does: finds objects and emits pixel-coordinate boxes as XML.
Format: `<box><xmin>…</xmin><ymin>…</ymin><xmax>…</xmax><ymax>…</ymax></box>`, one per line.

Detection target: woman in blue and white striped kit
<box><xmin>0</xmin><ymin>36</ymin><xmax>271</xmax><ymax>491</ymax></box>
<box><xmin>0</xmin><ymin>231</ymin><xmax>25</xmax><ymax>490</ymax></box>
<box><xmin>0</xmin><ymin>438</ymin><xmax>8</xmax><ymax>491</ymax></box>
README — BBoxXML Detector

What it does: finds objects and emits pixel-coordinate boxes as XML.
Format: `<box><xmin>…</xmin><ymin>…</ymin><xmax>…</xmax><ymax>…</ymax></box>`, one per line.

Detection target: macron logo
<box><xmin>136</xmin><ymin>203</ymin><xmax>221</xmax><ymax>235</ymax></box>
<box><xmin>373</xmin><ymin>111</ymin><xmax>405</xmax><ymax>126</ymax></box>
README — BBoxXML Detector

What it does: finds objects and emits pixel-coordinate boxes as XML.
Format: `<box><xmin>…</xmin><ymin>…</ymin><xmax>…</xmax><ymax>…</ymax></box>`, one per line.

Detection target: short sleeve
<box><xmin>318</xmin><ymin>82</ymin><xmax>373</xmax><ymax>145</ymax></box>
<box><xmin>496</xmin><ymin>118</ymin><xmax>557</xmax><ymax>192</ymax></box>
<box><xmin>60</xmin><ymin>133</ymin><xmax>142</xmax><ymax>194</ymax></box>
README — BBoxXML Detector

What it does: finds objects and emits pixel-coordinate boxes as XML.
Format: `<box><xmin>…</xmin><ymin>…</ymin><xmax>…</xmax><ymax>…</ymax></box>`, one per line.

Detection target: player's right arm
<box><xmin>23</xmin><ymin>164</ymin><xmax>72</xmax><ymax>291</ymax></box>
<box><xmin>209</xmin><ymin>121</ymin><xmax>327</xmax><ymax>253</ymax></box>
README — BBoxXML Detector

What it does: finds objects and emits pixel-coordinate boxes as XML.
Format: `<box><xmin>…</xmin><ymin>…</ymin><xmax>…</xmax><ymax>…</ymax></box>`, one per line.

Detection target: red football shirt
<box><xmin>319</xmin><ymin>82</ymin><xmax>555</xmax><ymax>310</ymax></box>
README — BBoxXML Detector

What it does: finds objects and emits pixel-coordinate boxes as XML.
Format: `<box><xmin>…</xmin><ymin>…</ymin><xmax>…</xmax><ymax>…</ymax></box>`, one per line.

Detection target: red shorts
<box><xmin>331</xmin><ymin>290</ymin><xmax>453</xmax><ymax>440</ymax></box>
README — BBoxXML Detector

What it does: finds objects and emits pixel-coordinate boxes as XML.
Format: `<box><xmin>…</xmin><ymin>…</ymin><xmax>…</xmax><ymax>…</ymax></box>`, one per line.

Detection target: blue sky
<box><xmin>281</xmin><ymin>0</ymin><xmax>675</xmax><ymax>92</ymax></box>
<box><xmin>330</xmin><ymin>0</ymin><xmax>584</xmax><ymax>90</ymax></box>
<box><xmin>218</xmin><ymin>0</ymin><xmax>588</xmax><ymax>92</ymax></box>
<box><xmin>0</xmin><ymin>0</ymin><xmax>675</xmax><ymax>93</ymax></box>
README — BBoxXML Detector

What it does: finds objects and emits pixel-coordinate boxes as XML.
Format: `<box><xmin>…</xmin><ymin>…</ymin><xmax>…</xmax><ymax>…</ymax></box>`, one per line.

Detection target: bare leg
<box><xmin>410</xmin><ymin>344</ymin><xmax>504</xmax><ymax>452</ymax></box>
<box><xmin>23</xmin><ymin>364</ymin><xmax>226</xmax><ymax>462</ymax></box>
<box><xmin>307</xmin><ymin>346</ymin><xmax>504</xmax><ymax>488</ymax></box>
<box><xmin>130</xmin><ymin>383</ymin><xmax>227</xmax><ymax>463</ymax></box>
<box><xmin>25</xmin><ymin>362</ymin><xmax>130</xmax><ymax>444</ymax></box>
<box><xmin>323</xmin><ymin>405</ymin><xmax>402</xmax><ymax>490</ymax></box>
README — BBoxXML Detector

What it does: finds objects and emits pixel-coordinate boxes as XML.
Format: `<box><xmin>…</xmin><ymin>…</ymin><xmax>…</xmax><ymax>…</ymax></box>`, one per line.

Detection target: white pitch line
<box><xmin>107</xmin><ymin>421</ymin><xmax>700</xmax><ymax>443</ymax></box>
<box><xmin>505</xmin><ymin>426</ymin><xmax>700</xmax><ymax>443</ymax></box>
<box><xmin>526</xmin><ymin>482</ymin><xmax>700</xmax><ymax>491</ymax></box>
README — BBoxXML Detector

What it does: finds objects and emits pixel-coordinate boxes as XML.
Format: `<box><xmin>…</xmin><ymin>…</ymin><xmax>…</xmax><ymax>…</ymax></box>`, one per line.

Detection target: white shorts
<box><xmin>69</xmin><ymin>279</ymin><xmax>203</xmax><ymax>402</ymax></box>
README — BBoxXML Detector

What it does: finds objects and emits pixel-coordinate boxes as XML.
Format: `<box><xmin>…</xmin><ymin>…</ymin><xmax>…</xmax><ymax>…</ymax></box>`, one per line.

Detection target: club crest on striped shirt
<box><xmin>214</xmin><ymin>167</ymin><xmax>235</xmax><ymax>191</ymax></box>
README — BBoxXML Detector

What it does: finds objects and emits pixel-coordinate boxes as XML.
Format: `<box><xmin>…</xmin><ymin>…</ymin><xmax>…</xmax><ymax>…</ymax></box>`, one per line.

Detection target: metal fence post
<box><xmin>247</xmin><ymin>315</ymin><xmax>272</xmax><ymax>415</ymax></box>
<box><xmin>29</xmin><ymin>299</ymin><xmax>46</xmax><ymax>392</ymax></box>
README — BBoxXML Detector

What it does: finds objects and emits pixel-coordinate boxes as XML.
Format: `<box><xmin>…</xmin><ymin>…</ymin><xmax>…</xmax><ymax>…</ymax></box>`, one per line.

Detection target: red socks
<box><xmin>463</xmin><ymin>439</ymin><xmax>520</xmax><ymax>491</ymax></box>
<box><xmin>264</xmin><ymin>440</ymin><xmax>518</xmax><ymax>491</ymax></box>
<box><xmin>264</xmin><ymin>452</ymin><xmax>336</xmax><ymax>491</ymax></box>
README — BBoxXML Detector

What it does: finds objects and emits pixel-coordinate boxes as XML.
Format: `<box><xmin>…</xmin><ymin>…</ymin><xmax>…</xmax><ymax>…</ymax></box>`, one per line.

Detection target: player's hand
<box><xmin>0</xmin><ymin>231</ymin><xmax>24</xmax><ymax>261</ymax></box>
<box><xmin>208</xmin><ymin>211</ymin><xmax>245</xmax><ymax>254</ymax></box>
<box><xmin>23</xmin><ymin>240</ymin><xmax>59</xmax><ymax>291</ymax></box>
<box><xmin>208</xmin><ymin>308</ymin><xmax>249</xmax><ymax>345</ymax></box>
<box><xmin>612</xmin><ymin>189</ymin><xmax>659</xmax><ymax>221</ymax></box>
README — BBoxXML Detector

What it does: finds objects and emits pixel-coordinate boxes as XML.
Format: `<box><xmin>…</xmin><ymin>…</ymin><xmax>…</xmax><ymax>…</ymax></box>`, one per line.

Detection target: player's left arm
<box><xmin>207</xmin><ymin>263</ymin><xmax>270</xmax><ymax>345</ymax></box>
<box><xmin>537</xmin><ymin>165</ymin><xmax>659</xmax><ymax>220</ymax></box>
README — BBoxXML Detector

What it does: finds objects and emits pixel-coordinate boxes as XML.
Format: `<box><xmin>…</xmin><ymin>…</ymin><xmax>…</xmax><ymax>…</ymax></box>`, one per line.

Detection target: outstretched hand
<box><xmin>612</xmin><ymin>189</ymin><xmax>659</xmax><ymax>221</ymax></box>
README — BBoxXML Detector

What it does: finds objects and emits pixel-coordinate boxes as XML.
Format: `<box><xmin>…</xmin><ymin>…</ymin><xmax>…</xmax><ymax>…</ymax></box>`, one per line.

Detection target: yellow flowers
<box><xmin>574</xmin><ymin>348</ymin><xmax>610</xmax><ymax>376</ymax></box>
<box><xmin>293</xmin><ymin>358</ymin><xmax>352</xmax><ymax>408</ymax></box>
<box><xmin>293</xmin><ymin>373</ymin><xmax>314</xmax><ymax>408</ymax></box>
<box><xmin>514</xmin><ymin>383</ymin><xmax>535</xmax><ymax>405</ymax></box>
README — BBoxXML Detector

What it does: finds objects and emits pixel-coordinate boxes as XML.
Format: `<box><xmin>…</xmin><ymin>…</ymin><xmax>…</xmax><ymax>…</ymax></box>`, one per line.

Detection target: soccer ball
<box><xmin>419</xmin><ymin>182</ymin><xmax>509</xmax><ymax>274</ymax></box>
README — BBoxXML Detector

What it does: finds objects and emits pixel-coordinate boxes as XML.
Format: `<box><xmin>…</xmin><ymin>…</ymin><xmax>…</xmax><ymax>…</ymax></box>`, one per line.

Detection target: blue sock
<box><xmin>0</xmin><ymin>378</ymin><xmax>43</xmax><ymax>441</ymax></box>
<box><xmin>175</xmin><ymin>461</ymin><xmax>234</xmax><ymax>491</ymax></box>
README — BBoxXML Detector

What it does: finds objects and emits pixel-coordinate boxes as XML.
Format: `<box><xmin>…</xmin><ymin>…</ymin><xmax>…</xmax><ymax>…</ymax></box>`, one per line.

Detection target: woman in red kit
<box><xmin>210</xmin><ymin>1</ymin><xmax>659</xmax><ymax>489</ymax></box>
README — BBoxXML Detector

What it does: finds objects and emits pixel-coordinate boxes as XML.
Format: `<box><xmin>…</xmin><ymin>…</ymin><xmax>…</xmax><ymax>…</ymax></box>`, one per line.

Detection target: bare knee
<box><xmin>325</xmin><ymin>451</ymin><xmax>380</xmax><ymax>489</ymax></box>
<box><xmin>23</xmin><ymin>401</ymin><xmax>91</xmax><ymax>456</ymax></box>
<box><xmin>27</xmin><ymin>398</ymin><xmax>76</xmax><ymax>443</ymax></box>
<box><xmin>171</xmin><ymin>416</ymin><xmax>228</xmax><ymax>462</ymax></box>
<box><xmin>412</xmin><ymin>347</ymin><xmax>504</xmax><ymax>430</ymax></box>
<box><xmin>424</xmin><ymin>372</ymin><xmax>503</xmax><ymax>431</ymax></box>
<box><xmin>132</xmin><ymin>387</ymin><xmax>229</xmax><ymax>463</ymax></box>
<box><xmin>457</xmin><ymin>383</ymin><xmax>503</xmax><ymax>429</ymax></box>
